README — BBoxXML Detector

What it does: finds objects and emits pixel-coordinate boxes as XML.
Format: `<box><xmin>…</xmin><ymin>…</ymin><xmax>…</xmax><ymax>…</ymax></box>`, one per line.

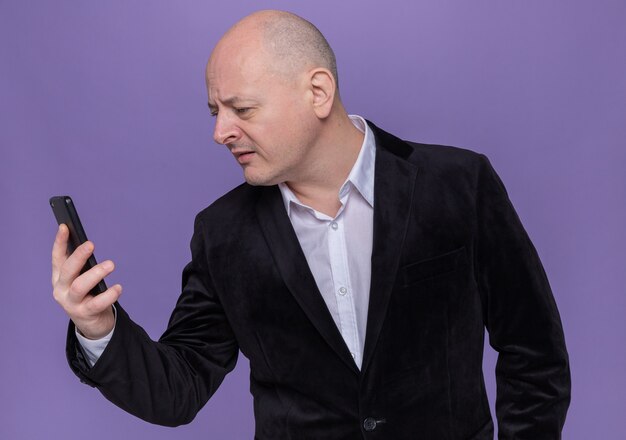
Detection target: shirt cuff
<box><xmin>74</xmin><ymin>305</ymin><xmax>117</xmax><ymax>367</ymax></box>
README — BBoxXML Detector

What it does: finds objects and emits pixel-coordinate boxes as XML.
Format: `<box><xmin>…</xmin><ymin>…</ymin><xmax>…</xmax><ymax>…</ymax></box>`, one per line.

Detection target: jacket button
<box><xmin>363</xmin><ymin>417</ymin><xmax>377</xmax><ymax>432</ymax></box>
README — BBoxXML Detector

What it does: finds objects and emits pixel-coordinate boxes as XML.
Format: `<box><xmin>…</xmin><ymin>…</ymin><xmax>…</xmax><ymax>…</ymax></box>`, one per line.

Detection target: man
<box><xmin>52</xmin><ymin>10</ymin><xmax>570</xmax><ymax>439</ymax></box>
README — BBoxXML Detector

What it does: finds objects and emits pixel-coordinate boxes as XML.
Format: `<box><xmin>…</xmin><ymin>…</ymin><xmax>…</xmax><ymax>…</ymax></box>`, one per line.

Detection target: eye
<box><xmin>234</xmin><ymin>107</ymin><xmax>251</xmax><ymax>115</ymax></box>
<box><xmin>209</xmin><ymin>111</ymin><xmax>218</xmax><ymax>118</ymax></box>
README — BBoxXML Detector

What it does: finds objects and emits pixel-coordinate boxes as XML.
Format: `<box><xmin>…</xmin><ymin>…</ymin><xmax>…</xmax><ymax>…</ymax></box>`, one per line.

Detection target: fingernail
<box><xmin>102</xmin><ymin>260</ymin><xmax>113</xmax><ymax>270</ymax></box>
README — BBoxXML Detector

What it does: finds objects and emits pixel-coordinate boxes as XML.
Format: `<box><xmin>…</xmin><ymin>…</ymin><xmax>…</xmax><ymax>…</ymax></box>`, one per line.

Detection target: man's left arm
<box><xmin>474</xmin><ymin>154</ymin><xmax>571</xmax><ymax>439</ymax></box>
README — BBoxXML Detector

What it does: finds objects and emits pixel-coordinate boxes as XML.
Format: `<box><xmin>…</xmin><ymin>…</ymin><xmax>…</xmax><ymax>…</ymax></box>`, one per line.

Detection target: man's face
<box><xmin>206</xmin><ymin>39</ymin><xmax>319</xmax><ymax>186</ymax></box>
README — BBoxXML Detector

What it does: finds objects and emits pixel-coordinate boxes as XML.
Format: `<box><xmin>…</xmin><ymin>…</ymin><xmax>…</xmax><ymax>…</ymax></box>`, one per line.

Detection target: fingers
<box><xmin>84</xmin><ymin>284</ymin><xmax>123</xmax><ymax>316</ymax></box>
<box><xmin>66</xmin><ymin>259</ymin><xmax>116</xmax><ymax>305</ymax></box>
<box><xmin>51</xmin><ymin>224</ymin><xmax>69</xmax><ymax>285</ymax></box>
<box><xmin>56</xmin><ymin>240</ymin><xmax>95</xmax><ymax>292</ymax></box>
<box><xmin>51</xmin><ymin>225</ymin><xmax>123</xmax><ymax>338</ymax></box>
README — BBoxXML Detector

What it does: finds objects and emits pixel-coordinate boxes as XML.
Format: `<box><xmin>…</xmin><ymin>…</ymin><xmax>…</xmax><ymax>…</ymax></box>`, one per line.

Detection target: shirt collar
<box><xmin>344</xmin><ymin>115</ymin><xmax>375</xmax><ymax>207</ymax></box>
<box><xmin>278</xmin><ymin>114</ymin><xmax>376</xmax><ymax>215</ymax></box>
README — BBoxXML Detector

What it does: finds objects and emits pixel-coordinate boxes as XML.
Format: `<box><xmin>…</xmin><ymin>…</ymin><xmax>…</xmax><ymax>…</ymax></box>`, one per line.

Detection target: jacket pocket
<box><xmin>399</xmin><ymin>246</ymin><xmax>466</xmax><ymax>287</ymax></box>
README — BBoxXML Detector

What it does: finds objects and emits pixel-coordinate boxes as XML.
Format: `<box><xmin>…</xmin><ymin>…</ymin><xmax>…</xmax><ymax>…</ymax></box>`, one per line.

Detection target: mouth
<box><xmin>234</xmin><ymin>151</ymin><xmax>256</xmax><ymax>164</ymax></box>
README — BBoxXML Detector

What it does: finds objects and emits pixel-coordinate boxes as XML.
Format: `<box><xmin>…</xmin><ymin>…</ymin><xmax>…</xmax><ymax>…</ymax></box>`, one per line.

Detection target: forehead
<box><xmin>206</xmin><ymin>38</ymin><xmax>276</xmax><ymax>103</ymax></box>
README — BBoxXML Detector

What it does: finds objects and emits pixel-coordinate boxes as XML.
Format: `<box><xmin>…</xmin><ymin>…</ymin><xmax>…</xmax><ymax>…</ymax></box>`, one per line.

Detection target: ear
<box><xmin>309</xmin><ymin>68</ymin><xmax>336</xmax><ymax>119</ymax></box>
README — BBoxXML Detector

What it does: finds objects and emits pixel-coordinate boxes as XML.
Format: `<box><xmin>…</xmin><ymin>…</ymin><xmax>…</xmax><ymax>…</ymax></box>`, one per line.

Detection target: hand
<box><xmin>51</xmin><ymin>224</ymin><xmax>122</xmax><ymax>339</ymax></box>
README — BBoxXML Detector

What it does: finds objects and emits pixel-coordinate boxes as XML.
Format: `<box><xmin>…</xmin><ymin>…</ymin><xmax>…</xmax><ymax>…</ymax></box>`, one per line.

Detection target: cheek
<box><xmin>255</xmin><ymin>123</ymin><xmax>306</xmax><ymax>159</ymax></box>
<box><xmin>250</xmin><ymin>101</ymin><xmax>317</xmax><ymax>161</ymax></box>
<box><xmin>282</xmin><ymin>107</ymin><xmax>317</xmax><ymax>145</ymax></box>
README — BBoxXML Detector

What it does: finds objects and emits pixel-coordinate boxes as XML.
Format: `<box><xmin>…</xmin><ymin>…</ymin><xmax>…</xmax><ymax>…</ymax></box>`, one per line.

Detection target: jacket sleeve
<box><xmin>474</xmin><ymin>154</ymin><xmax>571</xmax><ymax>439</ymax></box>
<box><xmin>66</xmin><ymin>213</ymin><xmax>239</xmax><ymax>426</ymax></box>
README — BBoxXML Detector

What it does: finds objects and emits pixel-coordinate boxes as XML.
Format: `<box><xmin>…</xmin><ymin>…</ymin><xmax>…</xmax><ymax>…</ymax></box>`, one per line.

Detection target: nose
<box><xmin>213</xmin><ymin>112</ymin><xmax>241</xmax><ymax>145</ymax></box>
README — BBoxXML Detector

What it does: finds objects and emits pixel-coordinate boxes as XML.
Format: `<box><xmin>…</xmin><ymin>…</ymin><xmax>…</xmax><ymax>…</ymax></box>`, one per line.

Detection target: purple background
<box><xmin>1</xmin><ymin>1</ymin><xmax>624</xmax><ymax>438</ymax></box>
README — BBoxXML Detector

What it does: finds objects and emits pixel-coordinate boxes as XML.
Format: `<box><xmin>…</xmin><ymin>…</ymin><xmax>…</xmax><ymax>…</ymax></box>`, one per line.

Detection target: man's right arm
<box><xmin>53</xmin><ymin>217</ymin><xmax>239</xmax><ymax>426</ymax></box>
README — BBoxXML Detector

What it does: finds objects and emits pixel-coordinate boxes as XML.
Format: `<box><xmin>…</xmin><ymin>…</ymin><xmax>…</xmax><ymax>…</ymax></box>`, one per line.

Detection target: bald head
<box><xmin>205</xmin><ymin>11</ymin><xmax>363</xmax><ymax>190</ymax></box>
<box><xmin>215</xmin><ymin>10</ymin><xmax>339</xmax><ymax>88</ymax></box>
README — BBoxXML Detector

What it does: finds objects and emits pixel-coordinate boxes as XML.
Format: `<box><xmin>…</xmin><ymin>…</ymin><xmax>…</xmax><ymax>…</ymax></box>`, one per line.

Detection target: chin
<box><xmin>243</xmin><ymin>172</ymin><xmax>276</xmax><ymax>187</ymax></box>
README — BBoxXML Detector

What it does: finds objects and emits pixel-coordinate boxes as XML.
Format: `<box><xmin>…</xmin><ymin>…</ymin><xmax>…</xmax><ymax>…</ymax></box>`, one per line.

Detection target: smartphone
<box><xmin>49</xmin><ymin>196</ymin><xmax>107</xmax><ymax>295</ymax></box>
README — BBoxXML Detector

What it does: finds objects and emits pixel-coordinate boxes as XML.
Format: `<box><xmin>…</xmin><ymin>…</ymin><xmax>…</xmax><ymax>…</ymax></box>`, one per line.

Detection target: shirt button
<box><xmin>350</xmin><ymin>352</ymin><xmax>356</xmax><ymax>359</ymax></box>
<box><xmin>338</xmin><ymin>287</ymin><xmax>347</xmax><ymax>295</ymax></box>
<box><xmin>330</xmin><ymin>221</ymin><xmax>338</xmax><ymax>230</ymax></box>
<box><xmin>363</xmin><ymin>417</ymin><xmax>377</xmax><ymax>432</ymax></box>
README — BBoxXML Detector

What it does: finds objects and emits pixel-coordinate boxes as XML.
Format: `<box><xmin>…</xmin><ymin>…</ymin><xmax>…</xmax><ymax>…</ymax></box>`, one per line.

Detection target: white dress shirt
<box><xmin>277</xmin><ymin>115</ymin><xmax>375</xmax><ymax>369</ymax></box>
<box><xmin>77</xmin><ymin>115</ymin><xmax>376</xmax><ymax>370</ymax></box>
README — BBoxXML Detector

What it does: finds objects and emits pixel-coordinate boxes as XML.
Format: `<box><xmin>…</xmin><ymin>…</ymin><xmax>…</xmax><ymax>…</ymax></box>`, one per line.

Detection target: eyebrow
<box><xmin>207</xmin><ymin>96</ymin><xmax>254</xmax><ymax>111</ymax></box>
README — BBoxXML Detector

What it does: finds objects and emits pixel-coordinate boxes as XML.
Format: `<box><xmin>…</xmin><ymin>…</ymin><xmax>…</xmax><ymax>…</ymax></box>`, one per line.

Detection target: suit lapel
<box><xmin>256</xmin><ymin>187</ymin><xmax>360</xmax><ymax>374</ymax></box>
<box><xmin>255</xmin><ymin>122</ymin><xmax>417</xmax><ymax>377</ymax></box>
<box><xmin>361</xmin><ymin>122</ymin><xmax>418</xmax><ymax>375</ymax></box>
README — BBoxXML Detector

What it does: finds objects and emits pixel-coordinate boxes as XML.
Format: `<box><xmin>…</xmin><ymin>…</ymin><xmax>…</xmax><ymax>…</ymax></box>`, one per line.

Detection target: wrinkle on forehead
<box><xmin>206</xmin><ymin>53</ymin><xmax>274</xmax><ymax>108</ymax></box>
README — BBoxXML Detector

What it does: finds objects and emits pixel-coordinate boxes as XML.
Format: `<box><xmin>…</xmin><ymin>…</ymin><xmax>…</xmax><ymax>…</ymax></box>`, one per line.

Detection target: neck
<box><xmin>285</xmin><ymin>111</ymin><xmax>364</xmax><ymax>217</ymax></box>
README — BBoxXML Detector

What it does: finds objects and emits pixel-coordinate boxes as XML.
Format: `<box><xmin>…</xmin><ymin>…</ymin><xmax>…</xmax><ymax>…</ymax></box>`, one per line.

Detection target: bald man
<box><xmin>52</xmin><ymin>10</ymin><xmax>570</xmax><ymax>440</ymax></box>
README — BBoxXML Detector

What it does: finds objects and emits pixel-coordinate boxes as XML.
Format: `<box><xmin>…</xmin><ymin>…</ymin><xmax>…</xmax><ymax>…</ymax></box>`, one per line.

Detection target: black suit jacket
<box><xmin>67</xmin><ymin>122</ymin><xmax>570</xmax><ymax>439</ymax></box>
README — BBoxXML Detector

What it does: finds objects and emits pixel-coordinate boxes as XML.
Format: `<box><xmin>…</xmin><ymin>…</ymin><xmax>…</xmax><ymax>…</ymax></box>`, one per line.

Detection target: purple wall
<box><xmin>1</xmin><ymin>1</ymin><xmax>624</xmax><ymax>438</ymax></box>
